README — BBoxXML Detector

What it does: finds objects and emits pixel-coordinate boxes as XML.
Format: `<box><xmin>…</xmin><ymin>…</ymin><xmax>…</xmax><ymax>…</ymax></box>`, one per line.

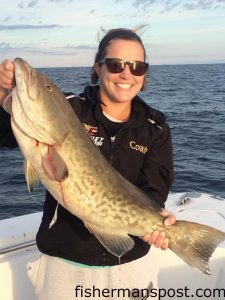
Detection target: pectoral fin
<box><xmin>24</xmin><ymin>159</ymin><xmax>40</xmax><ymax>193</ymax></box>
<box><xmin>85</xmin><ymin>223</ymin><xmax>134</xmax><ymax>257</ymax></box>
<box><xmin>41</xmin><ymin>145</ymin><xmax>68</xmax><ymax>182</ymax></box>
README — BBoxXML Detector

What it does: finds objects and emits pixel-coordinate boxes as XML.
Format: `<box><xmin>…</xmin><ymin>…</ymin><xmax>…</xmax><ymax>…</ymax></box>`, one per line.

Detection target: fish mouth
<box><xmin>12</xmin><ymin>58</ymin><xmax>41</xmax><ymax>140</ymax></box>
<box><xmin>14</xmin><ymin>57</ymin><xmax>39</xmax><ymax>101</ymax></box>
<box><xmin>12</xmin><ymin>58</ymin><xmax>68</xmax><ymax>145</ymax></box>
<box><xmin>14</xmin><ymin>57</ymin><xmax>30</xmax><ymax>84</ymax></box>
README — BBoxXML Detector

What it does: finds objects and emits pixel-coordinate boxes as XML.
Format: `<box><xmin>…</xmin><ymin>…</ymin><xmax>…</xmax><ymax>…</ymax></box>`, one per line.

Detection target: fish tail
<box><xmin>167</xmin><ymin>220</ymin><xmax>225</xmax><ymax>275</ymax></box>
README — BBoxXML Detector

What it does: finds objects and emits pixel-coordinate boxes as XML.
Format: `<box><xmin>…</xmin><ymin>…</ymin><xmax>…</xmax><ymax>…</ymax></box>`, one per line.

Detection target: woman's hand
<box><xmin>143</xmin><ymin>209</ymin><xmax>176</xmax><ymax>250</ymax></box>
<box><xmin>0</xmin><ymin>59</ymin><xmax>15</xmax><ymax>106</ymax></box>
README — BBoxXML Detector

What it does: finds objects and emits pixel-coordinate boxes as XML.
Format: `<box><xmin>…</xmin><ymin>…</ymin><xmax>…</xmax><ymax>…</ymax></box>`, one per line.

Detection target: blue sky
<box><xmin>0</xmin><ymin>0</ymin><xmax>225</xmax><ymax>67</ymax></box>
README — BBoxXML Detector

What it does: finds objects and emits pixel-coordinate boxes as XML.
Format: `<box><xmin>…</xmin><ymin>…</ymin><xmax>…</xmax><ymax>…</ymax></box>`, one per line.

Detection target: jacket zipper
<box><xmin>109</xmin><ymin>127</ymin><xmax>127</xmax><ymax>164</ymax></box>
<box><xmin>100</xmin><ymin>121</ymin><xmax>127</xmax><ymax>164</ymax></box>
<box><xmin>110</xmin><ymin>136</ymin><xmax>116</xmax><ymax>163</ymax></box>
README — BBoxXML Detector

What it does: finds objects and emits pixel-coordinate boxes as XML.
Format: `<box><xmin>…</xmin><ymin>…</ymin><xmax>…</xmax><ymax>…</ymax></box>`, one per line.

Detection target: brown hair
<box><xmin>91</xmin><ymin>27</ymin><xmax>148</xmax><ymax>88</ymax></box>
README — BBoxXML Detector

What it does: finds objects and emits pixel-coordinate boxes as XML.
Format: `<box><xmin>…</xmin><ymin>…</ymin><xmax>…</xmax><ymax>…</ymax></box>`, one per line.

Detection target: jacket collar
<box><xmin>79</xmin><ymin>85</ymin><xmax>165</xmax><ymax>128</ymax></box>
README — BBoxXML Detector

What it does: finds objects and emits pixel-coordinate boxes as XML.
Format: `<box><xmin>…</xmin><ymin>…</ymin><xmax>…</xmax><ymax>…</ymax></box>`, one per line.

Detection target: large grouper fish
<box><xmin>4</xmin><ymin>58</ymin><xmax>225</xmax><ymax>275</ymax></box>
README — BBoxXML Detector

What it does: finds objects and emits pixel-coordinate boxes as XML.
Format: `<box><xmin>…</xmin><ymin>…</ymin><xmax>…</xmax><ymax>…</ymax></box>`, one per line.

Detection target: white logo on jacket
<box><xmin>82</xmin><ymin>123</ymin><xmax>104</xmax><ymax>147</ymax></box>
<box><xmin>91</xmin><ymin>136</ymin><xmax>104</xmax><ymax>147</ymax></box>
<box><xmin>130</xmin><ymin>141</ymin><xmax>148</xmax><ymax>154</ymax></box>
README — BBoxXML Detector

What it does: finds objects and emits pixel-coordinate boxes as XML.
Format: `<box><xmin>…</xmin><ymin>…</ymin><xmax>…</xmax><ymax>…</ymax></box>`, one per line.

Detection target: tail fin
<box><xmin>167</xmin><ymin>220</ymin><xmax>225</xmax><ymax>275</ymax></box>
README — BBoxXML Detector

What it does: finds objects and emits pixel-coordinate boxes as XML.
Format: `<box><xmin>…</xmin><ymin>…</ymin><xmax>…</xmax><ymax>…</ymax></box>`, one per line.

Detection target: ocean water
<box><xmin>0</xmin><ymin>64</ymin><xmax>224</xmax><ymax>220</ymax></box>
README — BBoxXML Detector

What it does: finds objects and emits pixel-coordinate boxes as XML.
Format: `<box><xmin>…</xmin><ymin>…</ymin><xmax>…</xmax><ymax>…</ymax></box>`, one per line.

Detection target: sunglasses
<box><xmin>98</xmin><ymin>58</ymin><xmax>149</xmax><ymax>76</ymax></box>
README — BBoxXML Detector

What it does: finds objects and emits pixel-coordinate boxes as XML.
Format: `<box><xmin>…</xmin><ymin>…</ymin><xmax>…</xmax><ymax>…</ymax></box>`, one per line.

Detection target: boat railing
<box><xmin>0</xmin><ymin>239</ymin><xmax>36</xmax><ymax>255</ymax></box>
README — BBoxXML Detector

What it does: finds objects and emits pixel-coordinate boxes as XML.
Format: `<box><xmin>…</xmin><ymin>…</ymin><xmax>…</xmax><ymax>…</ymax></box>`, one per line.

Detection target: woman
<box><xmin>0</xmin><ymin>28</ymin><xmax>175</xmax><ymax>300</ymax></box>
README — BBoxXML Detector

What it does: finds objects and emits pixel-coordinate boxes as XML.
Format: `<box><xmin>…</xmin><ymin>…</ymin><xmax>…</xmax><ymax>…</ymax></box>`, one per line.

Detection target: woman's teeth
<box><xmin>116</xmin><ymin>84</ymin><xmax>132</xmax><ymax>89</ymax></box>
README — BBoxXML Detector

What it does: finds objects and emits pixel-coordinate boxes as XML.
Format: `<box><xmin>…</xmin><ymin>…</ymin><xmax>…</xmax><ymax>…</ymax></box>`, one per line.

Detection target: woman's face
<box><xmin>95</xmin><ymin>39</ymin><xmax>146</xmax><ymax>105</ymax></box>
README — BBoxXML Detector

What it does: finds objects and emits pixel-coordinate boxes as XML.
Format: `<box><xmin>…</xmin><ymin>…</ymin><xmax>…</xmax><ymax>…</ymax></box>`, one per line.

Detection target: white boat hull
<box><xmin>0</xmin><ymin>193</ymin><xmax>225</xmax><ymax>300</ymax></box>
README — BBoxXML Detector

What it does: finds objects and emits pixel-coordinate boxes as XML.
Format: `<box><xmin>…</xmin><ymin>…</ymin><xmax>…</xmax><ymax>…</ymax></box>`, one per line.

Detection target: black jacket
<box><xmin>0</xmin><ymin>85</ymin><xmax>174</xmax><ymax>266</ymax></box>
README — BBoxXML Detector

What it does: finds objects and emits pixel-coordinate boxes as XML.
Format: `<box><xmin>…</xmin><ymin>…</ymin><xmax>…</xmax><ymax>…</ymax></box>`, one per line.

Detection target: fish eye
<box><xmin>46</xmin><ymin>85</ymin><xmax>52</xmax><ymax>91</ymax></box>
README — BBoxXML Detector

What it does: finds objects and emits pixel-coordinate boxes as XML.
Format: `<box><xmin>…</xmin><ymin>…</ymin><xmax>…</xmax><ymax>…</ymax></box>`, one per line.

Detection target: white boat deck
<box><xmin>0</xmin><ymin>213</ymin><xmax>41</xmax><ymax>299</ymax></box>
<box><xmin>0</xmin><ymin>193</ymin><xmax>225</xmax><ymax>300</ymax></box>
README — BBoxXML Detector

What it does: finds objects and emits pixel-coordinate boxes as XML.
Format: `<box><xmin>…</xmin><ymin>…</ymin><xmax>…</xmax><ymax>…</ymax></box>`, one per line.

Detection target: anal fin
<box><xmin>85</xmin><ymin>222</ymin><xmax>134</xmax><ymax>257</ymax></box>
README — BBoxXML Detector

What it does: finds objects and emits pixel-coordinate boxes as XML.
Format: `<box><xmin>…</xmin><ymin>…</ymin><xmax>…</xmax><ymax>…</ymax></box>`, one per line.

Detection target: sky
<box><xmin>0</xmin><ymin>0</ymin><xmax>225</xmax><ymax>67</ymax></box>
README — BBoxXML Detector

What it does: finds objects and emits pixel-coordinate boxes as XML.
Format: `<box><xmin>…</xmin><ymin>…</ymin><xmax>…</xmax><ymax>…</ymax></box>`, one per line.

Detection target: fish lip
<box><xmin>14</xmin><ymin>57</ymin><xmax>25</xmax><ymax>64</ymax></box>
<box><xmin>14</xmin><ymin>57</ymin><xmax>38</xmax><ymax>101</ymax></box>
<box><xmin>14</xmin><ymin>57</ymin><xmax>30</xmax><ymax>73</ymax></box>
<box><xmin>14</xmin><ymin>57</ymin><xmax>30</xmax><ymax>86</ymax></box>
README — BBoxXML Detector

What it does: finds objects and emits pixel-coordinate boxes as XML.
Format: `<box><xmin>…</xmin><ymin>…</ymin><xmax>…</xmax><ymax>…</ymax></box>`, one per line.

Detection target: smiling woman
<box><xmin>95</xmin><ymin>39</ymin><xmax>146</xmax><ymax>121</ymax></box>
<box><xmin>0</xmin><ymin>27</ymin><xmax>175</xmax><ymax>300</ymax></box>
<box><xmin>91</xmin><ymin>28</ymin><xmax>149</xmax><ymax>121</ymax></box>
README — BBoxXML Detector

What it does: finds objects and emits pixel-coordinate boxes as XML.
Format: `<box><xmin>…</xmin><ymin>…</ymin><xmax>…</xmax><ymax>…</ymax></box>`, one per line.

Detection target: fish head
<box><xmin>12</xmin><ymin>57</ymin><xmax>69</xmax><ymax>145</ymax></box>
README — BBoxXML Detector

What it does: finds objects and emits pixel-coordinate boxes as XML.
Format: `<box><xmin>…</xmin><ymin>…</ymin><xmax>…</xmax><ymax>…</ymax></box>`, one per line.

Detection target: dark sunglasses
<box><xmin>98</xmin><ymin>58</ymin><xmax>149</xmax><ymax>76</ymax></box>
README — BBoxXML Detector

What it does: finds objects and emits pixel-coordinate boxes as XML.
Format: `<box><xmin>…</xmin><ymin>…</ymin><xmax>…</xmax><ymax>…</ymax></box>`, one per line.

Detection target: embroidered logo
<box><xmin>91</xmin><ymin>136</ymin><xmax>104</xmax><ymax>146</ymax></box>
<box><xmin>82</xmin><ymin>123</ymin><xmax>104</xmax><ymax>147</ymax></box>
<box><xmin>130</xmin><ymin>141</ymin><xmax>148</xmax><ymax>154</ymax></box>
<box><xmin>83</xmin><ymin>123</ymin><xmax>98</xmax><ymax>136</ymax></box>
